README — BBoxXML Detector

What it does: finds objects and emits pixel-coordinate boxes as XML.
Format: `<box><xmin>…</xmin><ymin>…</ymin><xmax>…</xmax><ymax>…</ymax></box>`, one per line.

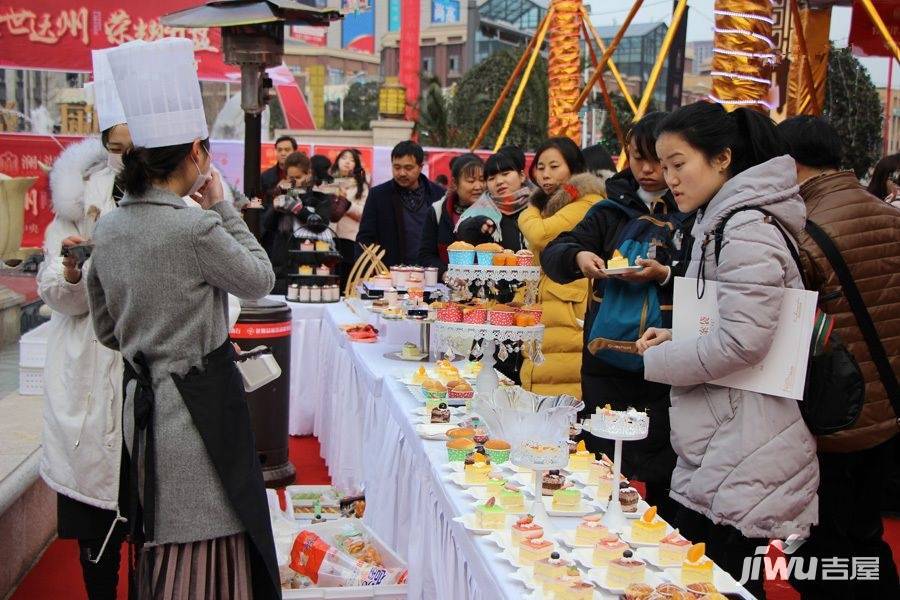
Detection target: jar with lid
<box><xmin>299</xmin><ymin>286</ymin><xmax>311</xmax><ymax>302</ymax></box>
<box><xmin>287</xmin><ymin>283</ymin><xmax>300</xmax><ymax>301</ymax></box>
<box><xmin>310</xmin><ymin>285</ymin><xmax>323</xmax><ymax>303</ymax></box>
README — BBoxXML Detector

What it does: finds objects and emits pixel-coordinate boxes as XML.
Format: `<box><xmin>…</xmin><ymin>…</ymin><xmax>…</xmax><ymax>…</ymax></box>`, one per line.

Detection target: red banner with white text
<box><xmin>0</xmin><ymin>1</ymin><xmax>238</xmax><ymax>80</ymax></box>
<box><xmin>398</xmin><ymin>0</ymin><xmax>420</xmax><ymax>121</ymax></box>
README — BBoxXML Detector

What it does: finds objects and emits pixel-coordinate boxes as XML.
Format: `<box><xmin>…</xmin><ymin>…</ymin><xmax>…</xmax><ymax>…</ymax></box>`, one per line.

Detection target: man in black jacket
<box><xmin>541</xmin><ymin>113</ymin><xmax>695</xmax><ymax>520</ymax></box>
<box><xmin>356</xmin><ymin>141</ymin><xmax>445</xmax><ymax>267</ymax></box>
<box><xmin>260</xmin><ymin>135</ymin><xmax>298</xmax><ymax>202</ymax></box>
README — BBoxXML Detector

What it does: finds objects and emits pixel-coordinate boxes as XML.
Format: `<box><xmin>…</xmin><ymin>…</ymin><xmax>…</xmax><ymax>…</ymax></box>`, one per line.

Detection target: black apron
<box><xmin>125</xmin><ymin>342</ymin><xmax>281</xmax><ymax>599</ymax></box>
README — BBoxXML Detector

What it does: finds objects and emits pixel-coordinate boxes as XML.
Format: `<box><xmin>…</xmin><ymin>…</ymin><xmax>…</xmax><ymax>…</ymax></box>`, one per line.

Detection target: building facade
<box><xmin>878</xmin><ymin>86</ymin><xmax>900</xmax><ymax>156</ymax></box>
<box><xmin>379</xmin><ymin>0</ymin><xmax>546</xmax><ymax>87</ymax></box>
<box><xmin>592</xmin><ymin>22</ymin><xmax>669</xmax><ymax>106</ymax></box>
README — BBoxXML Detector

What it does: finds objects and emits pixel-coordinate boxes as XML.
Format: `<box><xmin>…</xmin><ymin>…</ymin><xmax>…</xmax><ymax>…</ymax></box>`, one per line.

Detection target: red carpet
<box><xmin>10</xmin><ymin>437</ymin><xmax>900</xmax><ymax>599</ymax></box>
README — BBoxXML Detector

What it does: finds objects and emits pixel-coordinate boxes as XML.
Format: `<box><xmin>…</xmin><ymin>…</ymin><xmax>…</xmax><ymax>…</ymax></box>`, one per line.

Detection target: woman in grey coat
<box><xmin>87</xmin><ymin>137</ymin><xmax>278</xmax><ymax>598</ymax></box>
<box><xmin>637</xmin><ymin>103</ymin><xmax>819</xmax><ymax>599</ymax></box>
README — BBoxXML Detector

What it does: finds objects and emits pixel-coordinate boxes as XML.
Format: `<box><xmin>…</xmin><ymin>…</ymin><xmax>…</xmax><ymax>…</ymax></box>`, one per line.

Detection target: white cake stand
<box><xmin>581</xmin><ymin>421</ymin><xmax>648</xmax><ymax>533</ymax></box>
<box><xmin>509</xmin><ymin>442</ymin><xmax>569</xmax><ymax>534</ymax></box>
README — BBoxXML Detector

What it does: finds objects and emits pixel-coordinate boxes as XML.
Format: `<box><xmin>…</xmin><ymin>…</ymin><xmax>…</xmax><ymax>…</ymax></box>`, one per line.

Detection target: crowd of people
<box><xmin>35</xmin><ymin>36</ymin><xmax>900</xmax><ymax>600</ymax></box>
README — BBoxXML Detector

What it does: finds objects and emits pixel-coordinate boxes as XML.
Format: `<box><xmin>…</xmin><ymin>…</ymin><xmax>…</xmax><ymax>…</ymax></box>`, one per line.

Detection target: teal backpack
<box><xmin>586</xmin><ymin>200</ymin><xmax>682</xmax><ymax>372</ymax></box>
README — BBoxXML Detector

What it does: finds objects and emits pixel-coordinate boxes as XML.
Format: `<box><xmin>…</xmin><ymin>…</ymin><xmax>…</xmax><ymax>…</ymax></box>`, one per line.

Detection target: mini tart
<box><xmin>446</xmin><ymin>427</ymin><xmax>476</xmax><ymax>439</ymax></box>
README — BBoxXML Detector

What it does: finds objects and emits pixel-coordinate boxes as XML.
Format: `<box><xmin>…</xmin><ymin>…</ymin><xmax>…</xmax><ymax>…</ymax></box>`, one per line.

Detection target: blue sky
<box><xmin>589</xmin><ymin>1</ymin><xmax>898</xmax><ymax>88</ymax></box>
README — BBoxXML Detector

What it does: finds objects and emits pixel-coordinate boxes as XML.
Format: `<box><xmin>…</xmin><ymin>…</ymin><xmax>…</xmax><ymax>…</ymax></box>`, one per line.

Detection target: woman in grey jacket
<box><xmin>637</xmin><ymin>103</ymin><xmax>819</xmax><ymax>599</ymax></box>
<box><xmin>87</xmin><ymin>137</ymin><xmax>278</xmax><ymax>598</ymax></box>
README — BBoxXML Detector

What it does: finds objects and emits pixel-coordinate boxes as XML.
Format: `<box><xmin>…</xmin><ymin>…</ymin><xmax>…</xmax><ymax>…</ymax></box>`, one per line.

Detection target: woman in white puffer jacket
<box><xmin>39</xmin><ymin>128</ymin><xmax>241</xmax><ymax>599</ymax></box>
<box><xmin>637</xmin><ymin>102</ymin><xmax>819</xmax><ymax>600</ymax></box>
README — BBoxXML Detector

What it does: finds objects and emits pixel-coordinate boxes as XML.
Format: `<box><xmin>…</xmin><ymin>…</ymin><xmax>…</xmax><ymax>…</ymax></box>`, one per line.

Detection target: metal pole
<box><xmin>469</xmin><ymin>11</ymin><xmax>549</xmax><ymax>150</ymax></box>
<box><xmin>616</xmin><ymin>0</ymin><xmax>689</xmax><ymax>170</ymax></box>
<box><xmin>665</xmin><ymin>0</ymin><xmax>688</xmax><ymax>112</ymax></box>
<box><xmin>886</xmin><ymin>57</ymin><xmax>894</xmax><ymax>155</ymax></box>
<box><xmin>580</xmin><ymin>6</ymin><xmax>639</xmax><ymax>114</ymax></box>
<box><xmin>244</xmin><ymin>111</ymin><xmax>262</xmax><ymax>239</ymax></box>
<box><xmin>582</xmin><ymin>20</ymin><xmax>626</xmax><ymax>152</ymax></box>
<box><xmin>575</xmin><ymin>0</ymin><xmax>646</xmax><ymax>111</ymax></box>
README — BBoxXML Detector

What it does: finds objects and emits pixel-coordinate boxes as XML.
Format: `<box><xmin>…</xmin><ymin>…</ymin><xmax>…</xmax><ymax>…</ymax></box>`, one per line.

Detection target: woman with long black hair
<box><xmin>330</xmin><ymin>148</ymin><xmax>370</xmax><ymax>284</ymax></box>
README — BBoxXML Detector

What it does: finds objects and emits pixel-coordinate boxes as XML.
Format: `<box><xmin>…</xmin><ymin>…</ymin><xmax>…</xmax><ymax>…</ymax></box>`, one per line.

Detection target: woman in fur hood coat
<box><xmin>39</xmin><ymin>131</ymin><xmax>241</xmax><ymax>598</ymax></box>
<box><xmin>518</xmin><ymin>138</ymin><xmax>604</xmax><ymax>398</ymax></box>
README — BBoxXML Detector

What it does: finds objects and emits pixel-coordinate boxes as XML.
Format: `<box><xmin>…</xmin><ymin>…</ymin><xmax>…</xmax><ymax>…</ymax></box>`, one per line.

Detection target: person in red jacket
<box><xmin>779</xmin><ymin>116</ymin><xmax>900</xmax><ymax>599</ymax></box>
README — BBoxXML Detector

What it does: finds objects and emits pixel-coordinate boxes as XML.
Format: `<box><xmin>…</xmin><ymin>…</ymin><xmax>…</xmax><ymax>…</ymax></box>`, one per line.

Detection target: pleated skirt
<box><xmin>136</xmin><ymin>532</ymin><xmax>252</xmax><ymax>600</ymax></box>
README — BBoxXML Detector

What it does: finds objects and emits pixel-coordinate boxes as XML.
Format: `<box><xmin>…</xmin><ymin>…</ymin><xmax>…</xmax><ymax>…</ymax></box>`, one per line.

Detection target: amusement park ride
<box><xmin>470</xmin><ymin>0</ymin><xmax>900</xmax><ymax>156</ymax></box>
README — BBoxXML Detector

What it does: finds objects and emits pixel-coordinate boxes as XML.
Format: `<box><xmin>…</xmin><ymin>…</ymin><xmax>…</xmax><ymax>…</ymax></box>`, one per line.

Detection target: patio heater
<box><xmin>161</xmin><ymin>1</ymin><xmax>341</xmax><ymax>235</ymax></box>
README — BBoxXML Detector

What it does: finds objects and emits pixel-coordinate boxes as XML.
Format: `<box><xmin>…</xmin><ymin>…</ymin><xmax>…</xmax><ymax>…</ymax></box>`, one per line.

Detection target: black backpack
<box><xmin>708</xmin><ymin>208</ymin><xmax>879</xmax><ymax>435</ymax></box>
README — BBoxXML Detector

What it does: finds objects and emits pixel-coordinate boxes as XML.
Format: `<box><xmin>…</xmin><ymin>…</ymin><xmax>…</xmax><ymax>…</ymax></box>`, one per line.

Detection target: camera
<box><xmin>61</xmin><ymin>243</ymin><xmax>94</xmax><ymax>267</ymax></box>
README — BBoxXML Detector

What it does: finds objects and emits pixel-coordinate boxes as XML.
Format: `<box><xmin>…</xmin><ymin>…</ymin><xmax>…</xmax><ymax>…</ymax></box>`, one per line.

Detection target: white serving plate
<box><xmin>620</xmin><ymin>521</ymin><xmax>675</xmax><ymax>547</ymax></box>
<box><xmin>452</xmin><ymin>513</ymin><xmax>508</xmax><ymax>535</ymax></box>
<box><xmin>586</xmin><ymin>566</ymin><xmax>665</xmax><ymax>594</ymax></box>
<box><xmin>663</xmin><ymin>565</ymin><xmax>745</xmax><ymax>595</ymax></box>
<box><xmin>446</xmin><ymin>471</ymin><xmax>531</xmax><ymax>489</ymax></box>
<box><xmin>542</xmin><ymin>495</ymin><xmax>601</xmax><ymax>517</ymax></box>
<box><xmin>602</xmin><ymin>265</ymin><xmax>643</xmax><ymax>276</ymax></box>
<box><xmin>556</xmin><ymin>528</ymin><xmax>608</xmax><ymax>549</ymax></box>
<box><xmin>634</xmin><ymin>546</ymin><xmax>684</xmax><ymax>569</ymax></box>
<box><xmin>414</xmin><ymin>423</ymin><xmax>456</xmax><ymax>440</ymax></box>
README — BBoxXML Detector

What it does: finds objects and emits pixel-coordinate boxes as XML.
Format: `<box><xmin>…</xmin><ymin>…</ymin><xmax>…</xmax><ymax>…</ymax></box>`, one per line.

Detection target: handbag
<box><xmin>710</xmin><ymin>208</ymin><xmax>866</xmax><ymax>434</ymax></box>
<box><xmin>804</xmin><ymin>220</ymin><xmax>899</xmax><ymax>434</ymax></box>
<box><xmin>330</xmin><ymin>194</ymin><xmax>352</xmax><ymax>222</ymax></box>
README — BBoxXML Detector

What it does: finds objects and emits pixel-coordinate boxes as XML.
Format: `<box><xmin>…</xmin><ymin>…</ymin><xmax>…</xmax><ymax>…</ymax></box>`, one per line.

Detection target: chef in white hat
<box><xmin>86</xmin><ymin>37</ymin><xmax>279</xmax><ymax>599</ymax></box>
<box><xmin>36</xmin><ymin>43</ymin><xmax>141</xmax><ymax>600</ymax></box>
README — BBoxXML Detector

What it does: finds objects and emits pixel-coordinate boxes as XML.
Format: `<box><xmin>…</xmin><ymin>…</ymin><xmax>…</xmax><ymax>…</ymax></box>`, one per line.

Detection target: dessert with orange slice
<box><xmin>463</xmin><ymin>452</ymin><xmax>492</xmax><ymax>484</ymax></box>
<box><xmin>631</xmin><ymin>506</ymin><xmax>668</xmax><ymax>543</ymax></box>
<box><xmin>566</xmin><ymin>439</ymin><xmax>595</xmax><ymax>471</ymax></box>
<box><xmin>659</xmin><ymin>529</ymin><xmax>692</xmax><ymax>565</ymax></box>
<box><xmin>682</xmin><ymin>542</ymin><xmax>715</xmax><ymax>585</ymax></box>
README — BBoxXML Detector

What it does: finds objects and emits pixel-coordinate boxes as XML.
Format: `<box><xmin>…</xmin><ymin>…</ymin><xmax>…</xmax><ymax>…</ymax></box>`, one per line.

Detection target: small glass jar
<box><xmin>299</xmin><ymin>286</ymin><xmax>311</xmax><ymax>303</ymax></box>
<box><xmin>287</xmin><ymin>283</ymin><xmax>300</xmax><ymax>301</ymax></box>
<box><xmin>310</xmin><ymin>285</ymin><xmax>323</xmax><ymax>303</ymax></box>
<box><xmin>327</xmin><ymin>285</ymin><xmax>338</xmax><ymax>302</ymax></box>
<box><xmin>424</xmin><ymin>267</ymin><xmax>439</xmax><ymax>286</ymax></box>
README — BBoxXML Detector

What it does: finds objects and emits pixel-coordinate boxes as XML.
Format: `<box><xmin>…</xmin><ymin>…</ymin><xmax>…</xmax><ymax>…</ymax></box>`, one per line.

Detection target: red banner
<box><xmin>0</xmin><ymin>1</ymin><xmax>238</xmax><ymax>80</ymax></box>
<box><xmin>398</xmin><ymin>0</ymin><xmax>420</xmax><ymax>121</ymax></box>
<box><xmin>849</xmin><ymin>1</ymin><xmax>900</xmax><ymax>58</ymax></box>
<box><xmin>0</xmin><ymin>133</ymin><xmax>81</xmax><ymax>248</ymax></box>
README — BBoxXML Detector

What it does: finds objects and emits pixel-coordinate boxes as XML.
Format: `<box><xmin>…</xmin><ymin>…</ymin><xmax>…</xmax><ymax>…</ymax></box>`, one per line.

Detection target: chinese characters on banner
<box><xmin>398</xmin><ymin>0</ymin><xmax>420</xmax><ymax>121</ymax></box>
<box><xmin>0</xmin><ymin>1</ymin><xmax>238</xmax><ymax>80</ymax></box>
<box><xmin>848</xmin><ymin>0</ymin><xmax>899</xmax><ymax>58</ymax></box>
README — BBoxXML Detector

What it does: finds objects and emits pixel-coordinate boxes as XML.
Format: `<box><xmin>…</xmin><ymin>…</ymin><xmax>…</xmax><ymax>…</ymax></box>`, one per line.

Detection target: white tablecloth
<box><xmin>301</xmin><ymin>303</ymin><xmax>754</xmax><ymax>600</ymax></box>
<box><xmin>273</xmin><ymin>297</ymin><xmax>331</xmax><ymax>436</ymax></box>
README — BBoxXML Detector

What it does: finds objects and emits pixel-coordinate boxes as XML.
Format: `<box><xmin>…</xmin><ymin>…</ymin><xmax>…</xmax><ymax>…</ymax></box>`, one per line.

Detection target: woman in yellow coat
<box><xmin>519</xmin><ymin>138</ymin><xmax>604</xmax><ymax>398</ymax></box>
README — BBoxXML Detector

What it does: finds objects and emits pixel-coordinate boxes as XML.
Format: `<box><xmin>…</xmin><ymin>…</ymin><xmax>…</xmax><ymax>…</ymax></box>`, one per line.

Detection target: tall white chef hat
<box><xmin>107</xmin><ymin>37</ymin><xmax>208</xmax><ymax>148</ymax></box>
<box><xmin>87</xmin><ymin>46</ymin><xmax>128</xmax><ymax>132</ymax></box>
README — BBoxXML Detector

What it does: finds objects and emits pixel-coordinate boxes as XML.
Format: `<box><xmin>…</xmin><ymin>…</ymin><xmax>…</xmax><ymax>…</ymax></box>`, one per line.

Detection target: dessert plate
<box><xmin>411</xmin><ymin>405</ymin><xmax>465</xmax><ymax>417</ymax></box>
<box><xmin>556</xmin><ymin>529</ymin><xmax>604</xmax><ymax>549</ymax></box>
<box><xmin>634</xmin><ymin>546</ymin><xmax>682</xmax><ymax>569</ymax></box>
<box><xmin>385</xmin><ymin>350</ymin><xmax>428</xmax><ymax>361</ymax></box>
<box><xmin>414</xmin><ymin>423</ymin><xmax>455</xmax><ymax>440</ymax></box>
<box><xmin>464</xmin><ymin>486</ymin><xmax>533</xmax><ymax>503</ymax></box>
<box><xmin>586</xmin><ymin>566</ymin><xmax>665</xmax><ymax>594</ymax></box>
<box><xmin>662</xmin><ymin>566</ymin><xmax>744</xmax><ymax>595</ymax></box>
<box><xmin>496</xmin><ymin>547</ymin><xmax>523</xmax><ymax>568</ymax></box>
<box><xmin>499</xmin><ymin>462</ymin><xmax>533</xmax><ymax>475</ymax></box>
<box><xmin>508</xmin><ymin>568</ymin><xmax>537</xmax><ymax>591</ymax></box>
<box><xmin>524</xmin><ymin>589</ymin><xmax>616</xmax><ymax>600</ymax></box>
<box><xmin>602</xmin><ymin>265</ymin><xmax>643</xmax><ymax>276</ymax></box>
<box><xmin>446</xmin><ymin>472</ymin><xmax>531</xmax><ymax>488</ymax></box>
<box><xmin>590</xmin><ymin>498</ymin><xmax>650</xmax><ymax>519</ymax></box>
<box><xmin>452</xmin><ymin>514</ymin><xmax>507</xmax><ymax>536</ymax></box>
<box><xmin>543</xmin><ymin>496</ymin><xmax>601</xmax><ymax>517</ymax></box>
<box><xmin>620</xmin><ymin>522</ymin><xmax>675</xmax><ymax>547</ymax></box>
<box><xmin>486</xmin><ymin>530</ymin><xmax>513</xmax><ymax>550</ymax></box>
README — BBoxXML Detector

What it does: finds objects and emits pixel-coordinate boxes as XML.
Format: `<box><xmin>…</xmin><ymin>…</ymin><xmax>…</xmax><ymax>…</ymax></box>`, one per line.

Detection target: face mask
<box><xmin>187</xmin><ymin>147</ymin><xmax>212</xmax><ymax>197</ymax></box>
<box><xmin>107</xmin><ymin>152</ymin><xmax>124</xmax><ymax>174</ymax></box>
